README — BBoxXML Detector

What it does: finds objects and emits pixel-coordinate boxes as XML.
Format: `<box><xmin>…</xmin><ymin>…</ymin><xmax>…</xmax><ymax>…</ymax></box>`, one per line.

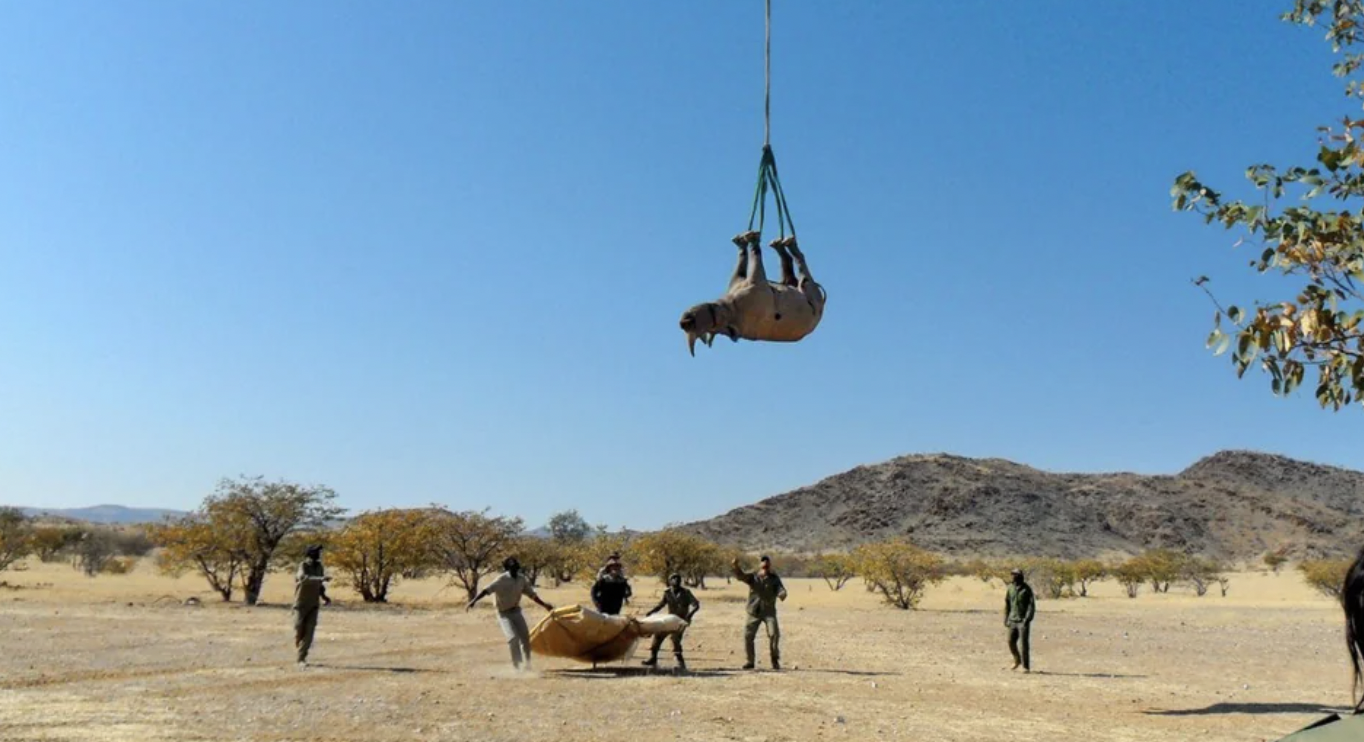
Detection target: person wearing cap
<box><xmin>292</xmin><ymin>544</ymin><xmax>332</xmax><ymax>667</ymax></box>
<box><xmin>732</xmin><ymin>554</ymin><xmax>788</xmax><ymax>670</ymax></box>
<box><xmin>642</xmin><ymin>573</ymin><xmax>700</xmax><ymax>671</ymax></box>
<box><xmin>467</xmin><ymin>556</ymin><xmax>555</xmax><ymax>670</ymax></box>
<box><xmin>1004</xmin><ymin>567</ymin><xmax>1036</xmax><ymax>672</ymax></box>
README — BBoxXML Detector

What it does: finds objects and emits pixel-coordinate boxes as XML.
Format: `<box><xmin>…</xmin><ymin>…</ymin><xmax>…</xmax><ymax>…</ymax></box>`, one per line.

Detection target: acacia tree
<box><xmin>1181</xmin><ymin>557</ymin><xmax>1225</xmax><ymax>597</ymax></box>
<box><xmin>574</xmin><ymin>531</ymin><xmax>633</xmax><ymax>581</ymax></box>
<box><xmin>0</xmin><ymin>508</ymin><xmax>34</xmax><ymax>574</ymax></box>
<box><xmin>150</xmin><ymin>515</ymin><xmax>249</xmax><ymax>601</ymax></box>
<box><xmin>548</xmin><ymin>510</ymin><xmax>593</xmax><ymax>545</ymax></box>
<box><xmin>508</xmin><ymin>535</ymin><xmax>561</xmax><ymax>587</ymax></box>
<box><xmin>1131</xmin><ymin>549</ymin><xmax>1183</xmax><ymax>594</ymax></box>
<box><xmin>429</xmin><ymin>507</ymin><xmax>524</xmax><ymax>601</ymax></box>
<box><xmin>1299</xmin><ymin>558</ymin><xmax>1353</xmax><ymax>598</ymax></box>
<box><xmin>1072</xmin><ymin>559</ymin><xmax>1108</xmax><ymax>597</ymax></box>
<box><xmin>851</xmin><ymin>538</ymin><xmax>946</xmax><ymax>610</ymax></box>
<box><xmin>628</xmin><ymin>528</ymin><xmax>723</xmax><ymax>588</ymax></box>
<box><xmin>330</xmin><ymin>509</ymin><xmax>439</xmax><ymax>603</ymax></box>
<box><xmin>31</xmin><ymin>525</ymin><xmax>82</xmax><ymax>562</ymax></box>
<box><xmin>812</xmin><ymin>552</ymin><xmax>856</xmax><ymax>591</ymax></box>
<box><xmin>545</xmin><ymin>509</ymin><xmax>593</xmax><ymax>584</ymax></box>
<box><xmin>1265</xmin><ymin>548</ymin><xmax>1290</xmax><ymax>574</ymax></box>
<box><xmin>72</xmin><ymin>529</ymin><xmax>117</xmax><ymax>577</ymax></box>
<box><xmin>1113</xmin><ymin>559</ymin><xmax>1144</xmax><ymax>599</ymax></box>
<box><xmin>1173</xmin><ymin>2</ymin><xmax>1364</xmax><ymax>410</ymax></box>
<box><xmin>201</xmin><ymin>476</ymin><xmax>343</xmax><ymax>605</ymax></box>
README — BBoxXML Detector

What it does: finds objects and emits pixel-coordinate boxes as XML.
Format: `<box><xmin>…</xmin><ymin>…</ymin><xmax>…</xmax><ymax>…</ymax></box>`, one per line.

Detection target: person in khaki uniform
<box><xmin>292</xmin><ymin>544</ymin><xmax>331</xmax><ymax>667</ymax></box>
<box><xmin>732</xmin><ymin>555</ymin><xmax>787</xmax><ymax>670</ymax></box>
<box><xmin>467</xmin><ymin>557</ymin><xmax>555</xmax><ymax>670</ymax></box>
<box><xmin>1004</xmin><ymin>568</ymin><xmax>1036</xmax><ymax>673</ymax></box>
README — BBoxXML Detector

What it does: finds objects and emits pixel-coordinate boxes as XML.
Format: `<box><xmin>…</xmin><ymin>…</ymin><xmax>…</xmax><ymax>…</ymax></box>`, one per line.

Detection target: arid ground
<box><xmin>0</xmin><ymin>562</ymin><xmax>1352</xmax><ymax>742</ymax></box>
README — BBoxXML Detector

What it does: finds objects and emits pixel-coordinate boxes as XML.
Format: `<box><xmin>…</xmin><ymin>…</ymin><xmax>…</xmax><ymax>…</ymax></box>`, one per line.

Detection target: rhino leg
<box><xmin>770</xmin><ymin>238</ymin><xmax>797</xmax><ymax>288</ymax></box>
<box><xmin>788</xmin><ymin>238</ymin><xmax>815</xmax><ymax>287</ymax></box>
<box><xmin>728</xmin><ymin>233</ymin><xmax>751</xmax><ymax>292</ymax></box>
<box><xmin>788</xmin><ymin>239</ymin><xmax>826</xmax><ymax>310</ymax></box>
<box><xmin>744</xmin><ymin>233</ymin><xmax>768</xmax><ymax>286</ymax></box>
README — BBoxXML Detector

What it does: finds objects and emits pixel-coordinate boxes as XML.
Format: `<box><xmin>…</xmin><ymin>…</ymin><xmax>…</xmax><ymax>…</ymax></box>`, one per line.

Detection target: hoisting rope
<box><xmin>746</xmin><ymin>0</ymin><xmax>797</xmax><ymax>241</ymax></box>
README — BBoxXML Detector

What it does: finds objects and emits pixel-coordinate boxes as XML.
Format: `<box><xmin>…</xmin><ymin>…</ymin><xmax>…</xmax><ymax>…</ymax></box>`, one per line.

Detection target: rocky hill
<box><xmin>681</xmin><ymin>450</ymin><xmax>1364</xmax><ymax>562</ymax></box>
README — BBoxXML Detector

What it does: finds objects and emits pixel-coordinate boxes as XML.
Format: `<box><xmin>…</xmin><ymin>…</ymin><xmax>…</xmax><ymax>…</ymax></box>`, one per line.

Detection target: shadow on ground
<box><xmin>311</xmin><ymin>664</ymin><xmax>450</xmax><ymax>675</ymax></box>
<box><xmin>798</xmin><ymin>668</ymin><xmax>901</xmax><ymax>677</ymax></box>
<box><xmin>549</xmin><ymin>667</ymin><xmax>738</xmax><ymax>679</ymax></box>
<box><xmin>1031</xmin><ymin>671</ymin><xmax>1146</xmax><ymax>679</ymax></box>
<box><xmin>1144</xmin><ymin>702</ymin><xmax>1344</xmax><ymax>716</ymax></box>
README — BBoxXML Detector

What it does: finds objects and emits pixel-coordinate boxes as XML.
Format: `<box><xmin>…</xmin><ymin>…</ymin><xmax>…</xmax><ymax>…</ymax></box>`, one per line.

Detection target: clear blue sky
<box><xmin>2</xmin><ymin>1</ymin><xmax>1361</xmax><ymax>531</ymax></box>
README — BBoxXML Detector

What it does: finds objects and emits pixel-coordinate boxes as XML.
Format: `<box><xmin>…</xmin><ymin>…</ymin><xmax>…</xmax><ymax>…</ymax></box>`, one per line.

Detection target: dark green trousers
<box><xmin>744</xmin><ymin>614</ymin><xmax>780</xmax><ymax>666</ymax></box>
<box><xmin>1008</xmin><ymin>621</ymin><xmax>1031</xmax><ymax>670</ymax></box>
<box><xmin>294</xmin><ymin>605</ymin><xmax>319</xmax><ymax>663</ymax></box>
<box><xmin>649</xmin><ymin>627</ymin><xmax>687</xmax><ymax>659</ymax></box>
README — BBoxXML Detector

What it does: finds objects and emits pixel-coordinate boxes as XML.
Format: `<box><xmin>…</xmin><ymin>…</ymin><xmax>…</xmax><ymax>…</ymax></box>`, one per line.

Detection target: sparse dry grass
<box><xmin>0</xmin><ymin>560</ymin><xmax>1353</xmax><ymax>741</ymax></box>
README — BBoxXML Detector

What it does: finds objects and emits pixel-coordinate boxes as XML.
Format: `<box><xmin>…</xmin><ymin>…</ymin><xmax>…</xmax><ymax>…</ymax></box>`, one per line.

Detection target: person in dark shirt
<box><xmin>1004</xmin><ymin>568</ymin><xmax>1037</xmax><ymax>673</ymax></box>
<box><xmin>292</xmin><ymin>544</ymin><xmax>332</xmax><ymax>667</ymax></box>
<box><xmin>591</xmin><ymin>561</ymin><xmax>632</xmax><ymax>615</ymax></box>
<box><xmin>732</xmin><ymin>555</ymin><xmax>787</xmax><ymax>670</ymax></box>
<box><xmin>642</xmin><ymin>573</ymin><xmax>700</xmax><ymax>671</ymax></box>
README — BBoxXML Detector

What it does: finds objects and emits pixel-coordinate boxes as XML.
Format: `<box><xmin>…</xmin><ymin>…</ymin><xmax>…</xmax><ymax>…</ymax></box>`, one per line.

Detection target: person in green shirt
<box><xmin>1004</xmin><ymin>568</ymin><xmax>1035</xmax><ymax>673</ymax></box>
<box><xmin>642</xmin><ymin>573</ymin><xmax>700</xmax><ymax>671</ymax></box>
<box><xmin>732</xmin><ymin>555</ymin><xmax>787</xmax><ymax>670</ymax></box>
<box><xmin>292</xmin><ymin>544</ymin><xmax>332</xmax><ymax>667</ymax></box>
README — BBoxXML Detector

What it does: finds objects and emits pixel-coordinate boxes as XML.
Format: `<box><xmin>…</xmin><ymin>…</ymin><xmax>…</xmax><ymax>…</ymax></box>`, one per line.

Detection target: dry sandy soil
<box><xmin>0</xmin><ymin>561</ymin><xmax>1353</xmax><ymax>742</ymax></box>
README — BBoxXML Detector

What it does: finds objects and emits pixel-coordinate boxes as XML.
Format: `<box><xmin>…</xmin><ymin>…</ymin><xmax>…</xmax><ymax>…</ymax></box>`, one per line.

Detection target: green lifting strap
<box><xmin>745</xmin><ymin>0</ymin><xmax>797</xmax><ymax>241</ymax></box>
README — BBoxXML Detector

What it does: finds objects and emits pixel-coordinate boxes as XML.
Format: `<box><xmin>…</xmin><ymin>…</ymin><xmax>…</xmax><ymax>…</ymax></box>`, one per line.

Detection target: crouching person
<box><xmin>642</xmin><ymin>573</ymin><xmax>700</xmax><ymax>671</ymax></box>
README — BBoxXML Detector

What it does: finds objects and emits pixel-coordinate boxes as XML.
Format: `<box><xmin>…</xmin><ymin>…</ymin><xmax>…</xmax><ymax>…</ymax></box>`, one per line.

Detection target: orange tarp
<box><xmin>529</xmin><ymin>604</ymin><xmax>688</xmax><ymax>664</ymax></box>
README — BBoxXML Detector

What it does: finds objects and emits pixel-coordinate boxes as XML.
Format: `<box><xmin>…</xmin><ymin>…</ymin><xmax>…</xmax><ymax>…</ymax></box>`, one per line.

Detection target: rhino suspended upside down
<box><xmin>678</xmin><ymin>230</ymin><xmax>827</xmax><ymax>356</ymax></box>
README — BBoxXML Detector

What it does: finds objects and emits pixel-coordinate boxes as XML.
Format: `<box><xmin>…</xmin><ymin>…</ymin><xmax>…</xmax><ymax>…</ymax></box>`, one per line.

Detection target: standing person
<box><xmin>642</xmin><ymin>573</ymin><xmax>700</xmax><ymax>671</ymax></box>
<box><xmin>292</xmin><ymin>544</ymin><xmax>332</xmax><ymax>668</ymax></box>
<box><xmin>732</xmin><ymin>555</ymin><xmax>787</xmax><ymax>670</ymax></box>
<box><xmin>1004</xmin><ymin>568</ymin><xmax>1036</xmax><ymax>673</ymax></box>
<box><xmin>467</xmin><ymin>556</ymin><xmax>555</xmax><ymax>671</ymax></box>
<box><xmin>591</xmin><ymin>561</ymin><xmax>632</xmax><ymax>615</ymax></box>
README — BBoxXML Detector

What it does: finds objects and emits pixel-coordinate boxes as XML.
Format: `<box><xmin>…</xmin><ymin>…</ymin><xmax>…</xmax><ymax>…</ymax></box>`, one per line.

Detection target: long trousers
<box><xmin>744</xmin><ymin>614</ymin><xmax>780</xmax><ymax>666</ymax></box>
<box><xmin>293</xmin><ymin>605</ymin><xmax>319</xmax><ymax>663</ymax></box>
<box><xmin>498</xmin><ymin>607</ymin><xmax>532</xmax><ymax>668</ymax></box>
<box><xmin>649</xmin><ymin>628</ymin><xmax>687</xmax><ymax>659</ymax></box>
<box><xmin>1008</xmin><ymin>622</ymin><xmax>1031</xmax><ymax>670</ymax></box>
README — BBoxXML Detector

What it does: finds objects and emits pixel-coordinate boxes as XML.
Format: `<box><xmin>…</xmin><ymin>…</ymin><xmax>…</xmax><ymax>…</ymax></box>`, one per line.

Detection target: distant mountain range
<box><xmin>15</xmin><ymin>505</ymin><xmax>188</xmax><ymax>525</ymax></box>
<box><xmin>16</xmin><ymin>449</ymin><xmax>1361</xmax><ymax>562</ymax></box>
<box><xmin>681</xmin><ymin>449</ymin><xmax>1364</xmax><ymax>561</ymax></box>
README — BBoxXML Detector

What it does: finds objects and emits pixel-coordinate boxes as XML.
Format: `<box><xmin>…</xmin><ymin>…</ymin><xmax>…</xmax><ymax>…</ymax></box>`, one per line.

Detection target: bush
<box><xmin>101</xmin><ymin>556</ymin><xmax>137</xmax><ymax>575</ymax></box>
<box><xmin>1299</xmin><ymin>559</ymin><xmax>1352</xmax><ymax>599</ymax></box>
<box><xmin>1113</xmin><ymin>559</ymin><xmax>1144</xmax><ymax>598</ymax></box>
<box><xmin>1180</xmin><ymin>557</ymin><xmax>1225</xmax><ymax>597</ymax></box>
<box><xmin>851</xmin><ymin>538</ymin><xmax>946</xmax><ymax>610</ymax></box>
<box><xmin>811</xmin><ymin>552</ymin><xmax>856</xmax><ymax>591</ymax></box>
